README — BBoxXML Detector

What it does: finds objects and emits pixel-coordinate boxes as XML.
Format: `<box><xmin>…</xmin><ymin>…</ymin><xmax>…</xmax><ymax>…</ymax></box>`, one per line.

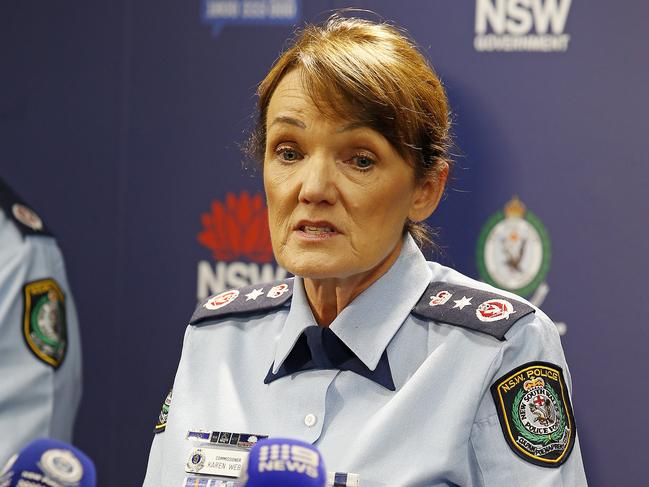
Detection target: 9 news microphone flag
<box><xmin>0</xmin><ymin>438</ymin><xmax>96</xmax><ymax>487</ymax></box>
<box><xmin>239</xmin><ymin>438</ymin><xmax>326</xmax><ymax>487</ymax></box>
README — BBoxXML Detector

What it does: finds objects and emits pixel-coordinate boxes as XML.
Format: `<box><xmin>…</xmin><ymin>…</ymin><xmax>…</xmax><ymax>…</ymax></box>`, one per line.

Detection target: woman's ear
<box><xmin>408</xmin><ymin>162</ymin><xmax>449</xmax><ymax>222</ymax></box>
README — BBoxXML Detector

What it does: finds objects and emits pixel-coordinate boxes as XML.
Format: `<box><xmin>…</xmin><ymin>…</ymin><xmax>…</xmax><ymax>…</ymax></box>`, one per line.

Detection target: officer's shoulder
<box><xmin>0</xmin><ymin>178</ymin><xmax>53</xmax><ymax>238</ymax></box>
<box><xmin>190</xmin><ymin>278</ymin><xmax>293</xmax><ymax>327</ymax></box>
<box><xmin>411</xmin><ymin>263</ymin><xmax>536</xmax><ymax>341</ymax></box>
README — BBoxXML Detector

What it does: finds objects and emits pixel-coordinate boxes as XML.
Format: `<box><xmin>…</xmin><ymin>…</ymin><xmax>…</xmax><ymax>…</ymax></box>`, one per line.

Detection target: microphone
<box><xmin>0</xmin><ymin>438</ymin><xmax>96</xmax><ymax>487</ymax></box>
<box><xmin>238</xmin><ymin>438</ymin><xmax>326</xmax><ymax>487</ymax></box>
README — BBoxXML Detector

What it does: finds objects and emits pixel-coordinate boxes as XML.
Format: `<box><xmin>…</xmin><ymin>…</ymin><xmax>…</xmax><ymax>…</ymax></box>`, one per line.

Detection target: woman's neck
<box><xmin>302</xmin><ymin>239</ymin><xmax>403</xmax><ymax>326</ymax></box>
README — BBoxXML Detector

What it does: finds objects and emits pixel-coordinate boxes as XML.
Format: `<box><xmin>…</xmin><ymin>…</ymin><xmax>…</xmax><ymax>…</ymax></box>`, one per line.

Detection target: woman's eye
<box><xmin>351</xmin><ymin>154</ymin><xmax>376</xmax><ymax>170</ymax></box>
<box><xmin>276</xmin><ymin>146</ymin><xmax>301</xmax><ymax>162</ymax></box>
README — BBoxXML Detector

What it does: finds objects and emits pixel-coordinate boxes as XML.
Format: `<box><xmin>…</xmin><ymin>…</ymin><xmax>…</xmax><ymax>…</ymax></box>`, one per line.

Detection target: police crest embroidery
<box><xmin>22</xmin><ymin>279</ymin><xmax>67</xmax><ymax>368</ymax></box>
<box><xmin>490</xmin><ymin>361</ymin><xmax>576</xmax><ymax>467</ymax></box>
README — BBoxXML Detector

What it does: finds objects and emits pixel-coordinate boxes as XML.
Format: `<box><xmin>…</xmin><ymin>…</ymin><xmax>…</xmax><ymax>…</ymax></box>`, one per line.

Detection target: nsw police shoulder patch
<box><xmin>22</xmin><ymin>278</ymin><xmax>67</xmax><ymax>368</ymax></box>
<box><xmin>490</xmin><ymin>361</ymin><xmax>576</xmax><ymax>467</ymax></box>
<box><xmin>154</xmin><ymin>389</ymin><xmax>172</xmax><ymax>434</ymax></box>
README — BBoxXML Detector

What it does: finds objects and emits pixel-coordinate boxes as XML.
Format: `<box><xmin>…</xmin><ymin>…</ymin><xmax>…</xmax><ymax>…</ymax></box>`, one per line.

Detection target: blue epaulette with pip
<box><xmin>0</xmin><ymin>177</ymin><xmax>53</xmax><ymax>238</ymax></box>
<box><xmin>190</xmin><ymin>278</ymin><xmax>294</xmax><ymax>326</ymax></box>
<box><xmin>411</xmin><ymin>281</ymin><xmax>535</xmax><ymax>340</ymax></box>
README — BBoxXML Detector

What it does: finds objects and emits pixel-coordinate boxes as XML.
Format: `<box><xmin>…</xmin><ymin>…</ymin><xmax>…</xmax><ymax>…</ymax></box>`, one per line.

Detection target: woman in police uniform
<box><xmin>144</xmin><ymin>15</ymin><xmax>587</xmax><ymax>486</ymax></box>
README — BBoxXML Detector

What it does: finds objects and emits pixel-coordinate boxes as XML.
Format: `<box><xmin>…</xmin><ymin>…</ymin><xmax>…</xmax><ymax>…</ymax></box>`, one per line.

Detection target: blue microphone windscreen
<box><xmin>241</xmin><ymin>438</ymin><xmax>326</xmax><ymax>487</ymax></box>
<box><xmin>0</xmin><ymin>438</ymin><xmax>96</xmax><ymax>487</ymax></box>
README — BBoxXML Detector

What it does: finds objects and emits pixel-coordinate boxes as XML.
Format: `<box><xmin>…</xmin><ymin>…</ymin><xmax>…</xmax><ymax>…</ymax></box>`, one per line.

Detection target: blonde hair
<box><xmin>247</xmin><ymin>14</ymin><xmax>452</xmax><ymax>247</ymax></box>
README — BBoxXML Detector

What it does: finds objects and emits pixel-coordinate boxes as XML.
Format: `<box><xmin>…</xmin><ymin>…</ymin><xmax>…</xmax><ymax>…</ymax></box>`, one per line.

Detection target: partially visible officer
<box><xmin>0</xmin><ymin>177</ymin><xmax>82</xmax><ymax>465</ymax></box>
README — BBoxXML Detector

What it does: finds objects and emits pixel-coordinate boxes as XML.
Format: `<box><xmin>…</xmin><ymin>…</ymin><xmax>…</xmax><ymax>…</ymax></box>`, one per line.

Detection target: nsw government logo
<box><xmin>474</xmin><ymin>0</ymin><xmax>572</xmax><ymax>52</ymax></box>
<box><xmin>196</xmin><ymin>191</ymin><xmax>287</xmax><ymax>301</ymax></box>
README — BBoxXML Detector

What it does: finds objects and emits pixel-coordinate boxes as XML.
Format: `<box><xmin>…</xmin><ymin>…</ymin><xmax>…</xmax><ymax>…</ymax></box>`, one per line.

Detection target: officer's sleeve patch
<box><xmin>22</xmin><ymin>279</ymin><xmax>67</xmax><ymax>368</ymax></box>
<box><xmin>411</xmin><ymin>282</ymin><xmax>535</xmax><ymax>340</ymax></box>
<box><xmin>490</xmin><ymin>361</ymin><xmax>576</xmax><ymax>468</ymax></box>
<box><xmin>154</xmin><ymin>388</ymin><xmax>173</xmax><ymax>434</ymax></box>
<box><xmin>190</xmin><ymin>278</ymin><xmax>293</xmax><ymax>326</ymax></box>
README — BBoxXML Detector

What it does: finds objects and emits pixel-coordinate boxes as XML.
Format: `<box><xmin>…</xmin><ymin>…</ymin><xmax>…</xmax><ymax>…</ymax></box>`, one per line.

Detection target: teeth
<box><xmin>303</xmin><ymin>226</ymin><xmax>333</xmax><ymax>234</ymax></box>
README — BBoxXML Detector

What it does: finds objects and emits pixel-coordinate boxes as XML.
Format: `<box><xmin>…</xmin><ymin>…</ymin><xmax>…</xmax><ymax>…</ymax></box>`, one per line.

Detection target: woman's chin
<box><xmin>288</xmin><ymin>265</ymin><xmax>344</xmax><ymax>280</ymax></box>
<box><xmin>280</xmin><ymin>257</ymin><xmax>349</xmax><ymax>281</ymax></box>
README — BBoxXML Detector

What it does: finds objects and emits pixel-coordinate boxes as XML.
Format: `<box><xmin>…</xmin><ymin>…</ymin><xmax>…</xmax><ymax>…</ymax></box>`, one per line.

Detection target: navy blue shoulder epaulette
<box><xmin>0</xmin><ymin>177</ymin><xmax>53</xmax><ymax>238</ymax></box>
<box><xmin>411</xmin><ymin>281</ymin><xmax>535</xmax><ymax>341</ymax></box>
<box><xmin>190</xmin><ymin>278</ymin><xmax>294</xmax><ymax>326</ymax></box>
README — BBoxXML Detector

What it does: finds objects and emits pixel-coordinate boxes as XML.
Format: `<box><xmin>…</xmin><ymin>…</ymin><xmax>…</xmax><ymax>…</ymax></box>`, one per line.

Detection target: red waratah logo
<box><xmin>197</xmin><ymin>191</ymin><xmax>273</xmax><ymax>263</ymax></box>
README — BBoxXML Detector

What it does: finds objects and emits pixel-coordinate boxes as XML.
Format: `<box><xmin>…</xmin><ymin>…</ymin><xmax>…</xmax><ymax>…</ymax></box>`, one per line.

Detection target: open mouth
<box><xmin>301</xmin><ymin>225</ymin><xmax>335</xmax><ymax>235</ymax></box>
<box><xmin>295</xmin><ymin>221</ymin><xmax>340</xmax><ymax>238</ymax></box>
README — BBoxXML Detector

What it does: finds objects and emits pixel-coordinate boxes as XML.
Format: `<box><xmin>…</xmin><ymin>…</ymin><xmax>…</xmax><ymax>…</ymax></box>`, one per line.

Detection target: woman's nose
<box><xmin>297</xmin><ymin>154</ymin><xmax>337</xmax><ymax>205</ymax></box>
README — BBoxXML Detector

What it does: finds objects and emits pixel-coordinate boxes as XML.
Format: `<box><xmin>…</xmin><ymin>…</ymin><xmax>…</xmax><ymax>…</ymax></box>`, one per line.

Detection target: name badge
<box><xmin>185</xmin><ymin>447</ymin><xmax>248</xmax><ymax>478</ymax></box>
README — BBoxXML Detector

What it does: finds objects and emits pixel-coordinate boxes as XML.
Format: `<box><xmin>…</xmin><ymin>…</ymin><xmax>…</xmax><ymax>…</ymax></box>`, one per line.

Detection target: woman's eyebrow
<box><xmin>269</xmin><ymin>116</ymin><xmax>306</xmax><ymax>129</ymax></box>
<box><xmin>337</xmin><ymin>121</ymin><xmax>368</xmax><ymax>133</ymax></box>
<box><xmin>269</xmin><ymin>117</ymin><xmax>368</xmax><ymax>133</ymax></box>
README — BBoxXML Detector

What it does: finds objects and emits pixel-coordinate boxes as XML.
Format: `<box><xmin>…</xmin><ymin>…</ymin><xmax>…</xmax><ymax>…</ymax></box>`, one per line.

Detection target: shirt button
<box><xmin>304</xmin><ymin>413</ymin><xmax>317</xmax><ymax>427</ymax></box>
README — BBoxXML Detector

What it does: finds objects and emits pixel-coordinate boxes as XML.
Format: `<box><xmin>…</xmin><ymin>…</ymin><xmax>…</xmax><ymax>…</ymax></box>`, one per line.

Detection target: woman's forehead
<box><xmin>266</xmin><ymin>72</ymin><xmax>373</xmax><ymax>133</ymax></box>
<box><xmin>268</xmin><ymin>71</ymin><xmax>305</xmax><ymax>104</ymax></box>
<box><xmin>266</xmin><ymin>70</ymin><xmax>322</xmax><ymax>118</ymax></box>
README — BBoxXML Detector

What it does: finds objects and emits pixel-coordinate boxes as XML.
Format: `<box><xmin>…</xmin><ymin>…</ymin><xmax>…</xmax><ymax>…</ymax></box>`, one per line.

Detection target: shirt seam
<box><xmin>469</xmin><ymin>430</ymin><xmax>488</xmax><ymax>485</ymax></box>
<box><xmin>470</xmin><ymin>339</ymin><xmax>506</xmax><ymax>427</ymax></box>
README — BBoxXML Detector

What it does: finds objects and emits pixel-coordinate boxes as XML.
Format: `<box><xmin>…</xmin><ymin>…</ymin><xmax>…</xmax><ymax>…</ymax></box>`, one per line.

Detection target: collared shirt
<box><xmin>265</xmin><ymin>323</ymin><xmax>396</xmax><ymax>390</ymax></box>
<box><xmin>143</xmin><ymin>235</ymin><xmax>587</xmax><ymax>486</ymax></box>
<box><xmin>0</xmin><ymin>182</ymin><xmax>82</xmax><ymax>465</ymax></box>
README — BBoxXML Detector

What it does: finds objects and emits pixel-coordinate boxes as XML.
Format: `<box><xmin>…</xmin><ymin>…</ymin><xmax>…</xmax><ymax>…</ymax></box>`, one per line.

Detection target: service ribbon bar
<box><xmin>186</xmin><ymin>430</ymin><xmax>269</xmax><ymax>449</ymax></box>
<box><xmin>186</xmin><ymin>431</ymin><xmax>211</xmax><ymax>441</ymax></box>
<box><xmin>328</xmin><ymin>472</ymin><xmax>360</xmax><ymax>487</ymax></box>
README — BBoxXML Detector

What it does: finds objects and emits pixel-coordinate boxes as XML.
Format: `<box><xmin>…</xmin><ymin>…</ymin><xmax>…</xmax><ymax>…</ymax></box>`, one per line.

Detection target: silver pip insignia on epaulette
<box><xmin>190</xmin><ymin>278</ymin><xmax>294</xmax><ymax>326</ymax></box>
<box><xmin>411</xmin><ymin>282</ymin><xmax>535</xmax><ymax>340</ymax></box>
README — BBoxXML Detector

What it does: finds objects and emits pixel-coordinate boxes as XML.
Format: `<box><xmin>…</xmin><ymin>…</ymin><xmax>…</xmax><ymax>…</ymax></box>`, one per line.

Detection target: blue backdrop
<box><xmin>2</xmin><ymin>1</ymin><xmax>648</xmax><ymax>485</ymax></box>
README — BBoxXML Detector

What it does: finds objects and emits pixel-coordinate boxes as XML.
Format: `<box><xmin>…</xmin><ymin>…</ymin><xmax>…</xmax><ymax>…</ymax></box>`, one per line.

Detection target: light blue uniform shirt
<box><xmin>0</xmin><ymin>199</ymin><xmax>82</xmax><ymax>465</ymax></box>
<box><xmin>144</xmin><ymin>235</ymin><xmax>587</xmax><ymax>486</ymax></box>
